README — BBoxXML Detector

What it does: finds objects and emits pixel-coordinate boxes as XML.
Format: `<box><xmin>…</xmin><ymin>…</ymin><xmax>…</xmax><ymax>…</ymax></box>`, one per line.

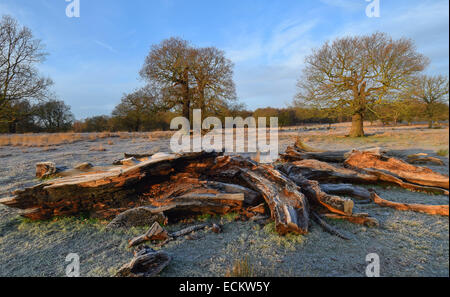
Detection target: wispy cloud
<box><xmin>94</xmin><ymin>40</ymin><xmax>118</xmax><ymax>54</ymax></box>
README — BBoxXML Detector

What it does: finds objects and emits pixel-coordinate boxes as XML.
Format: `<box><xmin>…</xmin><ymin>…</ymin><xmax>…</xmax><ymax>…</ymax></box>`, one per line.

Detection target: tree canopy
<box><xmin>139</xmin><ymin>37</ymin><xmax>236</xmax><ymax>122</ymax></box>
<box><xmin>295</xmin><ymin>32</ymin><xmax>429</xmax><ymax>137</ymax></box>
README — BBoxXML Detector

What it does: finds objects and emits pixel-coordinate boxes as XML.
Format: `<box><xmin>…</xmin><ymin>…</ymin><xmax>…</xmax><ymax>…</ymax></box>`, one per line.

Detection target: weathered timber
<box><xmin>277</xmin><ymin>164</ymin><xmax>354</xmax><ymax>215</ymax></box>
<box><xmin>36</xmin><ymin>162</ymin><xmax>60</xmax><ymax>178</ymax></box>
<box><xmin>406</xmin><ymin>154</ymin><xmax>445</xmax><ymax>166</ymax></box>
<box><xmin>240</xmin><ymin>165</ymin><xmax>310</xmax><ymax>235</ymax></box>
<box><xmin>116</xmin><ymin>246</ymin><xmax>171</xmax><ymax>277</ymax></box>
<box><xmin>286</xmin><ymin>159</ymin><xmax>378</xmax><ymax>183</ymax></box>
<box><xmin>345</xmin><ymin>150</ymin><xmax>449</xmax><ymax>190</ymax></box>
<box><xmin>361</xmin><ymin>168</ymin><xmax>449</xmax><ymax>195</ymax></box>
<box><xmin>2</xmin><ymin>148</ymin><xmax>449</xmax><ymax>238</ymax></box>
<box><xmin>284</xmin><ymin>159</ymin><xmax>448</xmax><ymax>195</ymax></box>
<box><xmin>130</xmin><ymin>223</ymin><xmax>210</xmax><ymax>248</ymax></box>
<box><xmin>322</xmin><ymin>213</ymin><xmax>379</xmax><ymax>227</ymax></box>
<box><xmin>128</xmin><ymin>222</ymin><xmax>170</xmax><ymax>247</ymax></box>
<box><xmin>319</xmin><ymin>184</ymin><xmax>372</xmax><ymax>200</ymax></box>
<box><xmin>170</xmin><ymin>223</ymin><xmax>209</xmax><ymax>238</ymax></box>
<box><xmin>281</xmin><ymin>146</ymin><xmax>348</xmax><ymax>163</ymax></box>
<box><xmin>370</xmin><ymin>192</ymin><xmax>449</xmax><ymax>216</ymax></box>
<box><xmin>5</xmin><ymin>152</ymin><xmax>220</xmax><ymax>220</ymax></box>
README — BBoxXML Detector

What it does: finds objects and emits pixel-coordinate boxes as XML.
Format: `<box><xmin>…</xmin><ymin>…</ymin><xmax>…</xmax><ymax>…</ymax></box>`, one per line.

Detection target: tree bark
<box><xmin>349</xmin><ymin>112</ymin><xmax>364</xmax><ymax>137</ymax></box>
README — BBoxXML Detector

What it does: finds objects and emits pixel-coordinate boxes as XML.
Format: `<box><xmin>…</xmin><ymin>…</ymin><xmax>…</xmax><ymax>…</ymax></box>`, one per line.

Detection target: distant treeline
<box><xmin>3</xmin><ymin>99</ymin><xmax>447</xmax><ymax>134</ymax></box>
<box><xmin>71</xmin><ymin>106</ymin><xmax>353</xmax><ymax>133</ymax></box>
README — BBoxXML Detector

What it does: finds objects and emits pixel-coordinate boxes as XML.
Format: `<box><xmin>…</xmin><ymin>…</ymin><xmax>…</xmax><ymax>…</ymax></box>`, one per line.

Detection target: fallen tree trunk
<box><xmin>277</xmin><ymin>164</ymin><xmax>354</xmax><ymax>215</ymax></box>
<box><xmin>322</xmin><ymin>213</ymin><xmax>379</xmax><ymax>227</ymax></box>
<box><xmin>281</xmin><ymin>146</ymin><xmax>349</xmax><ymax>163</ymax></box>
<box><xmin>370</xmin><ymin>192</ymin><xmax>449</xmax><ymax>216</ymax></box>
<box><xmin>239</xmin><ymin>166</ymin><xmax>310</xmax><ymax>235</ymax></box>
<box><xmin>281</xmin><ymin>141</ymin><xmax>387</xmax><ymax>164</ymax></box>
<box><xmin>406</xmin><ymin>154</ymin><xmax>445</xmax><ymax>166</ymax></box>
<box><xmin>345</xmin><ymin>150</ymin><xmax>449</xmax><ymax>190</ymax></box>
<box><xmin>319</xmin><ymin>184</ymin><xmax>372</xmax><ymax>200</ymax></box>
<box><xmin>282</xmin><ymin>158</ymin><xmax>448</xmax><ymax>195</ymax></box>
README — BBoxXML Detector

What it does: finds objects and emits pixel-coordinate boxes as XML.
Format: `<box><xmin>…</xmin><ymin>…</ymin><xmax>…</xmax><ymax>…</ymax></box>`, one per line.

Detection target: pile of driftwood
<box><xmin>1</xmin><ymin>139</ymin><xmax>448</xmax><ymax>238</ymax></box>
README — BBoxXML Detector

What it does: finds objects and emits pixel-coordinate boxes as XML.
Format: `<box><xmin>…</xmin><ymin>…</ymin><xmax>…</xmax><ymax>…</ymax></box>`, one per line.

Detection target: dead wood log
<box><xmin>319</xmin><ymin>184</ymin><xmax>372</xmax><ymax>200</ymax></box>
<box><xmin>277</xmin><ymin>164</ymin><xmax>354</xmax><ymax>216</ymax></box>
<box><xmin>345</xmin><ymin>150</ymin><xmax>449</xmax><ymax>190</ymax></box>
<box><xmin>361</xmin><ymin>168</ymin><xmax>449</xmax><ymax>195</ymax></box>
<box><xmin>311</xmin><ymin>211</ymin><xmax>350</xmax><ymax>240</ymax></box>
<box><xmin>281</xmin><ymin>146</ymin><xmax>348</xmax><ymax>163</ymax></box>
<box><xmin>128</xmin><ymin>222</ymin><xmax>170</xmax><ymax>247</ymax></box>
<box><xmin>239</xmin><ymin>165</ymin><xmax>310</xmax><ymax>235</ymax></box>
<box><xmin>286</xmin><ymin>159</ymin><xmax>378</xmax><ymax>184</ymax></box>
<box><xmin>35</xmin><ymin>162</ymin><xmax>64</xmax><ymax>179</ymax></box>
<box><xmin>116</xmin><ymin>246</ymin><xmax>171</xmax><ymax>277</ymax></box>
<box><xmin>131</xmin><ymin>223</ymin><xmax>210</xmax><ymax>248</ymax></box>
<box><xmin>124</xmin><ymin>147</ymin><xmax>160</xmax><ymax>160</ymax></box>
<box><xmin>169</xmin><ymin>223</ymin><xmax>209</xmax><ymax>238</ymax></box>
<box><xmin>406</xmin><ymin>154</ymin><xmax>445</xmax><ymax>166</ymax></box>
<box><xmin>112</xmin><ymin>157</ymin><xmax>140</xmax><ymax>166</ymax></box>
<box><xmin>3</xmin><ymin>152</ymin><xmax>221</xmax><ymax>220</ymax></box>
<box><xmin>370</xmin><ymin>192</ymin><xmax>449</xmax><ymax>216</ymax></box>
<box><xmin>283</xmin><ymin>159</ymin><xmax>448</xmax><ymax>195</ymax></box>
<box><xmin>205</xmin><ymin>155</ymin><xmax>312</xmax><ymax>235</ymax></box>
<box><xmin>74</xmin><ymin>162</ymin><xmax>94</xmax><ymax>170</ymax></box>
<box><xmin>322</xmin><ymin>213</ymin><xmax>379</xmax><ymax>227</ymax></box>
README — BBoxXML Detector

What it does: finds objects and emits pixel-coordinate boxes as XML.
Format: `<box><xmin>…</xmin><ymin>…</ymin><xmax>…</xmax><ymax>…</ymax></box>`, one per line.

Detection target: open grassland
<box><xmin>0</xmin><ymin>131</ymin><xmax>174</xmax><ymax>147</ymax></box>
<box><xmin>0</xmin><ymin>123</ymin><xmax>448</xmax><ymax>277</ymax></box>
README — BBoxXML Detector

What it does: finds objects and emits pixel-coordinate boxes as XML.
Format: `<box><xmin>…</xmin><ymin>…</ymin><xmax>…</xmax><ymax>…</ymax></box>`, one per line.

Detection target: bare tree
<box><xmin>190</xmin><ymin>47</ymin><xmax>236</xmax><ymax>119</ymax></box>
<box><xmin>112</xmin><ymin>87</ymin><xmax>161</xmax><ymax>131</ymax></box>
<box><xmin>139</xmin><ymin>38</ymin><xmax>236</xmax><ymax>123</ymax></box>
<box><xmin>34</xmin><ymin>100</ymin><xmax>74</xmax><ymax>132</ymax></box>
<box><xmin>0</xmin><ymin>15</ymin><xmax>53</xmax><ymax>132</ymax></box>
<box><xmin>139</xmin><ymin>37</ymin><xmax>194</xmax><ymax>121</ymax></box>
<box><xmin>295</xmin><ymin>32</ymin><xmax>429</xmax><ymax>137</ymax></box>
<box><xmin>409</xmin><ymin>75</ymin><xmax>449</xmax><ymax>128</ymax></box>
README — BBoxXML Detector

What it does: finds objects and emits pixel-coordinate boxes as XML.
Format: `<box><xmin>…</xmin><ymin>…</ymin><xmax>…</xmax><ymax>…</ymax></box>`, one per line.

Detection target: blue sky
<box><xmin>1</xmin><ymin>0</ymin><xmax>448</xmax><ymax>119</ymax></box>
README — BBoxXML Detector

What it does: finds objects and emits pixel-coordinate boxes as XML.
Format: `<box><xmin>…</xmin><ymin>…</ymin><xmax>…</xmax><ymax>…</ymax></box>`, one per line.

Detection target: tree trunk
<box><xmin>8</xmin><ymin>121</ymin><xmax>16</xmax><ymax>134</ymax></box>
<box><xmin>349</xmin><ymin>113</ymin><xmax>364</xmax><ymax>137</ymax></box>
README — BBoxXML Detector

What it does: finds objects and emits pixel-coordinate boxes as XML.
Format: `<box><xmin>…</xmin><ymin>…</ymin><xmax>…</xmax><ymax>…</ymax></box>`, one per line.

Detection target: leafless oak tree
<box><xmin>295</xmin><ymin>32</ymin><xmax>429</xmax><ymax>137</ymax></box>
<box><xmin>112</xmin><ymin>86</ymin><xmax>162</xmax><ymax>131</ymax></box>
<box><xmin>139</xmin><ymin>37</ymin><xmax>236</xmax><ymax>123</ymax></box>
<box><xmin>0</xmin><ymin>15</ymin><xmax>53</xmax><ymax>132</ymax></box>
<box><xmin>190</xmin><ymin>46</ymin><xmax>236</xmax><ymax>118</ymax></box>
<box><xmin>409</xmin><ymin>75</ymin><xmax>449</xmax><ymax>128</ymax></box>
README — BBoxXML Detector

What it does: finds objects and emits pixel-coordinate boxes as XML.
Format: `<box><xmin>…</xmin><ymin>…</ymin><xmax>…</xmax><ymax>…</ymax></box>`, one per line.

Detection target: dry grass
<box><xmin>89</xmin><ymin>144</ymin><xmax>107</xmax><ymax>152</ymax></box>
<box><xmin>0</xmin><ymin>131</ymin><xmax>175</xmax><ymax>147</ymax></box>
<box><xmin>225</xmin><ymin>256</ymin><xmax>256</xmax><ymax>277</ymax></box>
<box><xmin>437</xmin><ymin>149</ymin><xmax>449</xmax><ymax>157</ymax></box>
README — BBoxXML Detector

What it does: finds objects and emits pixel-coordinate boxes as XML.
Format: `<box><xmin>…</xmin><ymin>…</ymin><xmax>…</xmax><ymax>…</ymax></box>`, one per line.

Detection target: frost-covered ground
<box><xmin>0</xmin><ymin>123</ymin><xmax>448</xmax><ymax>277</ymax></box>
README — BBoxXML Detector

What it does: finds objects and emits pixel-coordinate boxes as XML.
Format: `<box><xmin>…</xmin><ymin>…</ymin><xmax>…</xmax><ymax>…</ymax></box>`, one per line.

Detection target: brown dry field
<box><xmin>0</xmin><ymin>122</ymin><xmax>448</xmax><ymax>277</ymax></box>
